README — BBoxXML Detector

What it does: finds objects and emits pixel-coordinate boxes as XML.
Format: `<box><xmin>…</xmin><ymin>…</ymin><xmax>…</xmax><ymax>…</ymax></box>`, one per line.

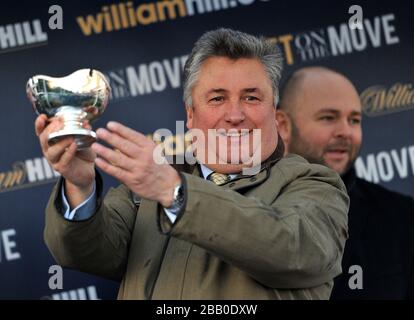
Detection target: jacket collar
<box><xmin>173</xmin><ymin>136</ymin><xmax>285</xmax><ymax>191</ymax></box>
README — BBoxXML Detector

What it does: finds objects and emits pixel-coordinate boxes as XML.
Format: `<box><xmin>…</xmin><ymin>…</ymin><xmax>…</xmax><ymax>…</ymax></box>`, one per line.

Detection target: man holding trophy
<box><xmin>30</xmin><ymin>28</ymin><xmax>349</xmax><ymax>299</ymax></box>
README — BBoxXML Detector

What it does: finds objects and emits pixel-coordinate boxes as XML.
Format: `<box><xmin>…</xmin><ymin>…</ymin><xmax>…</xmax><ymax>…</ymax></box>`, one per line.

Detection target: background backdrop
<box><xmin>0</xmin><ymin>0</ymin><xmax>413</xmax><ymax>299</ymax></box>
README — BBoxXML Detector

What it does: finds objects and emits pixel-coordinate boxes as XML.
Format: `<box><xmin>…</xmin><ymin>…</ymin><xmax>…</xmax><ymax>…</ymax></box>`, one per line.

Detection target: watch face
<box><xmin>176</xmin><ymin>184</ymin><xmax>184</xmax><ymax>202</ymax></box>
<box><xmin>177</xmin><ymin>184</ymin><xmax>183</xmax><ymax>198</ymax></box>
<box><xmin>168</xmin><ymin>183</ymin><xmax>184</xmax><ymax>213</ymax></box>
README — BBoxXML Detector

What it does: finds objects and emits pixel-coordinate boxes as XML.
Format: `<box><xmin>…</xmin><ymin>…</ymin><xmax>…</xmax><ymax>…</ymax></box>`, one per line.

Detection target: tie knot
<box><xmin>207</xmin><ymin>172</ymin><xmax>231</xmax><ymax>185</ymax></box>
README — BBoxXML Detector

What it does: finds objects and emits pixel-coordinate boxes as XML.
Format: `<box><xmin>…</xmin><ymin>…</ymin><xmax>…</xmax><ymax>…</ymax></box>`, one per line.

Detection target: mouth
<box><xmin>217</xmin><ymin>129</ymin><xmax>251</xmax><ymax>138</ymax></box>
<box><xmin>325</xmin><ymin>148</ymin><xmax>349</xmax><ymax>160</ymax></box>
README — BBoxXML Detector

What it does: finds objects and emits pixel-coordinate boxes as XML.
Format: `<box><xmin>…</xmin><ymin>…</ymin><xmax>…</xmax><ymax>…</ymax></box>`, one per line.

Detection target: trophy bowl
<box><xmin>27</xmin><ymin>68</ymin><xmax>111</xmax><ymax>149</ymax></box>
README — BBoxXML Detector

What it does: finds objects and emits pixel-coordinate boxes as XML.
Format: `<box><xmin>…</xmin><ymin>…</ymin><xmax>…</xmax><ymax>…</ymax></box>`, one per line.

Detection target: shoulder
<box><xmin>272</xmin><ymin>154</ymin><xmax>345</xmax><ymax>189</ymax></box>
<box><xmin>354</xmin><ymin>177</ymin><xmax>414</xmax><ymax>207</ymax></box>
<box><xmin>263</xmin><ymin>154</ymin><xmax>348</xmax><ymax>205</ymax></box>
<box><xmin>274</xmin><ymin>153</ymin><xmax>336</xmax><ymax>176</ymax></box>
<box><xmin>352</xmin><ymin>178</ymin><xmax>414</xmax><ymax>231</ymax></box>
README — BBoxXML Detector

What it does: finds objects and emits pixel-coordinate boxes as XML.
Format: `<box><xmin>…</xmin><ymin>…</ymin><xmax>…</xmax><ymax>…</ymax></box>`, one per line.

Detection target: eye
<box><xmin>319</xmin><ymin>115</ymin><xmax>335</xmax><ymax>122</ymax></box>
<box><xmin>349</xmin><ymin>118</ymin><xmax>361</xmax><ymax>125</ymax></box>
<box><xmin>243</xmin><ymin>96</ymin><xmax>260</xmax><ymax>102</ymax></box>
<box><xmin>209</xmin><ymin>96</ymin><xmax>225</xmax><ymax>103</ymax></box>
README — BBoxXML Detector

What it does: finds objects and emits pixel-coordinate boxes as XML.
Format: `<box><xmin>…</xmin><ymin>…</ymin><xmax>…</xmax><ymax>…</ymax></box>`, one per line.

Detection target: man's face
<box><xmin>186</xmin><ymin>57</ymin><xmax>278</xmax><ymax>173</ymax></box>
<box><xmin>286</xmin><ymin>75</ymin><xmax>362</xmax><ymax>175</ymax></box>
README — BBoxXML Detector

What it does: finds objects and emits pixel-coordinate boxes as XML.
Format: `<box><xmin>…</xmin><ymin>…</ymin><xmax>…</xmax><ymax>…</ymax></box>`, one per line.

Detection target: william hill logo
<box><xmin>76</xmin><ymin>0</ymin><xmax>257</xmax><ymax>36</ymax></box>
<box><xmin>0</xmin><ymin>19</ymin><xmax>47</xmax><ymax>53</ymax></box>
<box><xmin>0</xmin><ymin>157</ymin><xmax>59</xmax><ymax>194</ymax></box>
<box><xmin>360</xmin><ymin>83</ymin><xmax>414</xmax><ymax>116</ymax></box>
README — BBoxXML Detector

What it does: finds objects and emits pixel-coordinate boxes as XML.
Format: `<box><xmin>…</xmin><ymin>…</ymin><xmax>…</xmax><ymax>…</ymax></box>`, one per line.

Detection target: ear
<box><xmin>186</xmin><ymin>106</ymin><xmax>193</xmax><ymax>130</ymax></box>
<box><xmin>276</xmin><ymin>110</ymin><xmax>292</xmax><ymax>150</ymax></box>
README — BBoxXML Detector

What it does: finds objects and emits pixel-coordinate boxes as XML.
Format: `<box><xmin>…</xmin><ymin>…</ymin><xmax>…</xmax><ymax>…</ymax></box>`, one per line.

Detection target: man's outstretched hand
<box><xmin>92</xmin><ymin>121</ymin><xmax>181</xmax><ymax>208</ymax></box>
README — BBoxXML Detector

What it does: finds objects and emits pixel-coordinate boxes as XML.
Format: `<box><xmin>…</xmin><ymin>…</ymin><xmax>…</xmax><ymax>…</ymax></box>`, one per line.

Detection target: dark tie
<box><xmin>207</xmin><ymin>172</ymin><xmax>231</xmax><ymax>185</ymax></box>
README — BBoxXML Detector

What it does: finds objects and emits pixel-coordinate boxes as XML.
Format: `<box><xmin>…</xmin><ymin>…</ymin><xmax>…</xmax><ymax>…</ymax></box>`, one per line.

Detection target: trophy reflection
<box><xmin>27</xmin><ymin>69</ymin><xmax>111</xmax><ymax>149</ymax></box>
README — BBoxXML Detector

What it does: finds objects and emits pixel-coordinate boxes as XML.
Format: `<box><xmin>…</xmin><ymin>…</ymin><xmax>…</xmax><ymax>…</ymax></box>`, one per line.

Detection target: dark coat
<box><xmin>330</xmin><ymin>168</ymin><xmax>414</xmax><ymax>299</ymax></box>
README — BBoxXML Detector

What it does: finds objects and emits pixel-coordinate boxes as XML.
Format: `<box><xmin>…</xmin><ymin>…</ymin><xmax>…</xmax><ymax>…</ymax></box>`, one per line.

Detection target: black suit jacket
<box><xmin>330</xmin><ymin>168</ymin><xmax>414</xmax><ymax>299</ymax></box>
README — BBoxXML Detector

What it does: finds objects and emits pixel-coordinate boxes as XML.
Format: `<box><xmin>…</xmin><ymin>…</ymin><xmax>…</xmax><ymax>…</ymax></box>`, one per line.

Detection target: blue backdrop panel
<box><xmin>0</xmin><ymin>0</ymin><xmax>412</xmax><ymax>299</ymax></box>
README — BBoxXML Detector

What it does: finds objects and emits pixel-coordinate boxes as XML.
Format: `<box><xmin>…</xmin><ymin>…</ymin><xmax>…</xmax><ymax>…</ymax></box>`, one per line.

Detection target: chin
<box><xmin>223</xmin><ymin>149</ymin><xmax>253</xmax><ymax>164</ymax></box>
<box><xmin>205</xmin><ymin>162</ymin><xmax>246</xmax><ymax>174</ymax></box>
<box><xmin>327</xmin><ymin>163</ymin><xmax>347</xmax><ymax>175</ymax></box>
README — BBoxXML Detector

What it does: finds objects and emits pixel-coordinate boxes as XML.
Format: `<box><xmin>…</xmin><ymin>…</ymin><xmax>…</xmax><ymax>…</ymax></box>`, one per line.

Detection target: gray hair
<box><xmin>183</xmin><ymin>28</ymin><xmax>283</xmax><ymax>108</ymax></box>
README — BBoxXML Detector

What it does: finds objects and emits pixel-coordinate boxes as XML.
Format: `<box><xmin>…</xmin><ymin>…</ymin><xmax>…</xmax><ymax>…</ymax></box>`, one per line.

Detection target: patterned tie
<box><xmin>207</xmin><ymin>172</ymin><xmax>231</xmax><ymax>185</ymax></box>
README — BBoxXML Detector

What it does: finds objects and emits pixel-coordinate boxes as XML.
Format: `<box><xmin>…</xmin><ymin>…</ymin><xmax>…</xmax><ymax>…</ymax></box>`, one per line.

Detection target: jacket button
<box><xmin>250</xmin><ymin>177</ymin><xmax>257</xmax><ymax>182</ymax></box>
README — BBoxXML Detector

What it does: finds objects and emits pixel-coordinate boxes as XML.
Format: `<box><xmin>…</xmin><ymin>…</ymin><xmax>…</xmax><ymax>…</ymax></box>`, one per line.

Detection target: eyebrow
<box><xmin>242</xmin><ymin>88</ymin><xmax>260</xmax><ymax>93</ymax></box>
<box><xmin>316</xmin><ymin>108</ymin><xmax>362</xmax><ymax>116</ymax></box>
<box><xmin>207</xmin><ymin>88</ymin><xmax>227</xmax><ymax>94</ymax></box>
<box><xmin>349</xmin><ymin>110</ymin><xmax>362</xmax><ymax>117</ymax></box>
<box><xmin>206</xmin><ymin>88</ymin><xmax>260</xmax><ymax>95</ymax></box>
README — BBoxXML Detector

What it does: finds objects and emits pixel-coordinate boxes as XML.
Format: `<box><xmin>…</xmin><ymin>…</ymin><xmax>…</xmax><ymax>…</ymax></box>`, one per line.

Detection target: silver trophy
<box><xmin>27</xmin><ymin>68</ymin><xmax>111</xmax><ymax>149</ymax></box>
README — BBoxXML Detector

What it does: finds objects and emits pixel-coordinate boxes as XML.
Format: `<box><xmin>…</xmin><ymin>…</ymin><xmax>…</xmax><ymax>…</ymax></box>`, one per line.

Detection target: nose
<box><xmin>334</xmin><ymin>119</ymin><xmax>353</xmax><ymax>139</ymax></box>
<box><xmin>224</xmin><ymin>100</ymin><xmax>245</xmax><ymax>125</ymax></box>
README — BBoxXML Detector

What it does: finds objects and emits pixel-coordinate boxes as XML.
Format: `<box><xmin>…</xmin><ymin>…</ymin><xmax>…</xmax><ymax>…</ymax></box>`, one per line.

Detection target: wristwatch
<box><xmin>165</xmin><ymin>182</ymin><xmax>185</xmax><ymax>215</ymax></box>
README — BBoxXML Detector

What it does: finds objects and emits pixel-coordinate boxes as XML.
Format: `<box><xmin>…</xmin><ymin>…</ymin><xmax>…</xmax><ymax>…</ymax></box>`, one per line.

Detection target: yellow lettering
<box><xmin>136</xmin><ymin>4</ymin><xmax>158</xmax><ymax>25</ymax></box>
<box><xmin>267</xmin><ymin>35</ymin><xmax>294</xmax><ymax>65</ymax></box>
<box><xmin>76</xmin><ymin>14</ymin><xmax>104</xmax><ymax>36</ymax></box>
<box><xmin>127</xmin><ymin>2</ymin><xmax>137</xmax><ymax>27</ymax></box>
<box><xmin>0</xmin><ymin>162</ymin><xmax>26</xmax><ymax>190</ymax></box>
<box><xmin>277</xmin><ymin>35</ymin><xmax>294</xmax><ymax>65</ymax></box>
<box><xmin>361</xmin><ymin>83</ymin><xmax>414</xmax><ymax>116</ymax></box>
<box><xmin>102</xmin><ymin>6</ymin><xmax>113</xmax><ymax>32</ymax></box>
<box><xmin>118</xmin><ymin>3</ymin><xmax>130</xmax><ymax>28</ymax></box>
<box><xmin>111</xmin><ymin>4</ymin><xmax>121</xmax><ymax>30</ymax></box>
<box><xmin>157</xmin><ymin>0</ymin><xmax>187</xmax><ymax>21</ymax></box>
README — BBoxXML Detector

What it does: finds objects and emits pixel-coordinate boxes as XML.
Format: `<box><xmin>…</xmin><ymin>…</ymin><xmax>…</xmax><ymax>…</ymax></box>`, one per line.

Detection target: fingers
<box><xmin>94</xmin><ymin>122</ymin><xmax>160</xmax><ymax>174</ymax></box>
<box><xmin>57</xmin><ymin>141</ymin><xmax>78</xmax><ymax>170</ymax></box>
<box><xmin>37</xmin><ymin>117</ymin><xmax>64</xmax><ymax>154</ymax></box>
<box><xmin>94</xmin><ymin>156</ymin><xmax>128</xmax><ymax>181</ymax></box>
<box><xmin>47</xmin><ymin>137</ymin><xmax>75</xmax><ymax>164</ymax></box>
<box><xmin>35</xmin><ymin>114</ymin><xmax>48</xmax><ymax>137</ymax></box>
<box><xmin>76</xmin><ymin>148</ymin><xmax>96</xmax><ymax>163</ymax></box>
<box><xmin>96</xmin><ymin>128</ymin><xmax>139</xmax><ymax>158</ymax></box>
<box><xmin>91</xmin><ymin>142</ymin><xmax>134</xmax><ymax>172</ymax></box>
<box><xmin>106</xmin><ymin>121</ymin><xmax>149</xmax><ymax>146</ymax></box>
<box><xmin>83</xmin><ymin>120</ymin><xmax>92</xmax><ymax>130</ymax></box>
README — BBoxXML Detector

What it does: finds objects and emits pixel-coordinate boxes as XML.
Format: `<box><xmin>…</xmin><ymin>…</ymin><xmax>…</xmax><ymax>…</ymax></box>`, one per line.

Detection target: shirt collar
<box><xmin>199</xmin><ymin>164</ymin><xmax>238</xmax><ymax>180</ymax></box>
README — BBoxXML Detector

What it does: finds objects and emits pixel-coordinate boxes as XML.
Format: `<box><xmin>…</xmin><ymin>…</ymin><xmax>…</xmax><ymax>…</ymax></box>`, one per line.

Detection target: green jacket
<box><xmin>44</xmin><ymin>153</ymin><xmax>349</xmax><ymax>299</ymax></box>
